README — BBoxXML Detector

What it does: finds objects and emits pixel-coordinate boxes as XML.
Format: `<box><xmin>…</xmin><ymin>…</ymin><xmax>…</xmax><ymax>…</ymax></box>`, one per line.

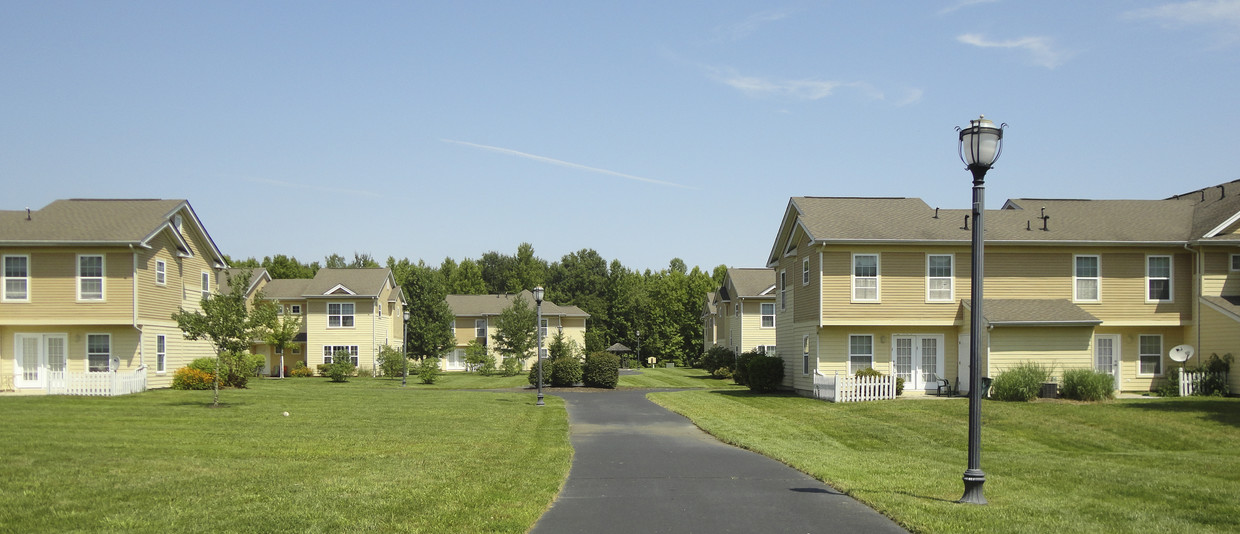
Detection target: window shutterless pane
<box><xmin>854</xmin><ymin>256</ymin><xmax>877</xmax><ymax>276</ymax></box>
<box><xmin>928</xmin><ymin>255</ymin><xmax>952</xmax><ymax>277</ymax></box>
<box><xmin>80</xmin><ymin>256</ymin><xmax>103</xmax><ymax>277</ymax></box>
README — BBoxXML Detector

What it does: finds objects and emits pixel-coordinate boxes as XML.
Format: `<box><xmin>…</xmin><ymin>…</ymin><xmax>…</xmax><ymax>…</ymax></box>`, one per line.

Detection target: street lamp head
<box><xmin>958</xmin><ymin>115</ymin><xmax>1005</xmax><ymax>170</ymax></box>
<box><xmin>532</xmin><ymin>286</ymin><xmax>544</xmax><ymax>304</ymax></box>
<box><xmin>403</xmin><ymin>311</ymin><xmax>410</xmax><ymax>321</ymax></box>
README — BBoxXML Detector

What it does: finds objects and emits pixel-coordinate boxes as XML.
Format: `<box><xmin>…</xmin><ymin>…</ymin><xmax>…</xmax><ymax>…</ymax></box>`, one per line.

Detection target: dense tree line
<box><xmin>226</xmin><ymin>245</ymin><xmax>725</xmax><ymax>365</ymax></box>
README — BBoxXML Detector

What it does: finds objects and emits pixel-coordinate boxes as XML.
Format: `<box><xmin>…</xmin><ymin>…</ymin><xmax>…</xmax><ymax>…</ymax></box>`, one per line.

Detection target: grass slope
<box><xmin>0</xmin><ymin>379</ymin><xmax>571</xmax><ymax>533</ymax></box>
<box><xmin>649</xmin><ymin>391</ymin><xmax>1240</xmax><ymax>534</ymax></box>
<box><xmin>617</xmin><ymin>367</ymin><xmax>746</xmax><ymax>389</ymax></box>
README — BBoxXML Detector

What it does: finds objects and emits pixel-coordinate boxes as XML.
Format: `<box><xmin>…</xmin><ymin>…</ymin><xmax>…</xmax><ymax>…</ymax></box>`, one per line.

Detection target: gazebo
<box><xmin>605</xmin><ymin>343</ymin><xmax>632</xmax><ymax>368</ymax></box>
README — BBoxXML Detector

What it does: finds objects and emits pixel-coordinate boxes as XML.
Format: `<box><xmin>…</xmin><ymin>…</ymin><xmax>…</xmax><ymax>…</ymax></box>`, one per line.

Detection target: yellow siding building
<box><xmin>766</xmin><ymin>180</ymin><xmax>1240</xmax><ymax>397</ymax></box>
<box><xmin>444</xmin><ymin>291</ymin><xmax>589</xmax><ymax>371</ymax></box>
<box><xmin>702</xmin><ymin>268</ymin><xmax>776</xmax><ymax>356</ymax></box>
<box><xmin>1</xmin><ymin>199</ymin><xmax>227</xmax><ymax>394</ymax></box>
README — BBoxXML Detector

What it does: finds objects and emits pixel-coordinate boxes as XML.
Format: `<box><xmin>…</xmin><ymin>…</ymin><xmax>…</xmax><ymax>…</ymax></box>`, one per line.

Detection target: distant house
<box><xmin>0</xmin><ymin>199</ymin><xmax>226</xmax><ymax>395</ymax></box>
<box><xmin>702</xmin><ymin>268</ymin><xmax>776</xmax><ymax>356</ymax></box>
<box><xmin>766</xmin><ymin>180</ymin><xmax>1240</xmax><ymax>397</ymax></box>
<box><xmin>444</xmin><ymin>291</ymin><xmax>589</xmax><ymax>371</ymax></box>
<box><xmin>250</xmin><ymin>268</ymin><xmax>406</xmax><ymax>376</ymax></box>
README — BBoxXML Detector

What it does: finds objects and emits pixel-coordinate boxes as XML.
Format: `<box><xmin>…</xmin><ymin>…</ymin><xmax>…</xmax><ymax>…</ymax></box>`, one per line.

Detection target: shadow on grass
<box><xmin>705</xmin><ymin>389</ymin><xmax>799</xmax><ymax>399</ymax></box>
<box><xmin>1119</xmin><ymin>397</ymin><xmax>1240</xmax><ymax>428</ymax></box>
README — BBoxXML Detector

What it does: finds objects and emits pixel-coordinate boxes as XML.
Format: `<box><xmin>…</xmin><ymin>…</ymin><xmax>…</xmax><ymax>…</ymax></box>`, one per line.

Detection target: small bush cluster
<box><xmin>990</xmin><ymin>362</ymin><xmax>1054</xmax><ymax>401</ymax></box>
<box><xmin>733</xmin><ymin>351</ymin><xmax>758</xmax><ymax>386</ymax></box>
<box><xmin>288</xmin><ymin>361</ymin><xmax>314</xmax><ymax>378</ymax></box>
<box><xmin>501</xmin><ymin>357</ymin><xmax>522</xmax><ymax>377</ymax></box>
<box><xmin>582</xmin><ymin>352</ymin><xmax>620</xmax><ymax>388</ymax></box>
<box><xmin>185</xmin><ymin>352</ymin><xmax>263</xmax><ymax>388</ymax></box>
<box><xmin>744</xmin><ymin>354</ymin><xmax>785</xmax><ymax>392</ymax></box>
<box><xmin>464</xmin><ymin>340</ymin><xmax>493</xmax><ymax>375</ymax></box>
<box><xmin>700</xmin><ymin>346</ymin><xmax>736</xmax><ymax>375</ymax></box>
<box><xmin>171</xmin><ymin>367</ymin><xmax>214</xmax><ymax>390</ymax></box>
<box><xmin>549</xmin><ymin>357</ymin><xmax>583</xmax><ymax>387</ymax></box>
<box><xmin>418</xmin><ymin>357</ymin><xmax>441</xmax><ymax>384</ymax></box>
<box><xmin>1060</xmin><ymin>369</ymin><xmax>1116</xmax><ymax>401</ymax></box>
<box><xmin>1159</xmin><ymin>353</ymin><xmax>1234</xmax><ymax>397</ymax></box>
<box><xmin>377</xmin><ymin>345</ymin><xmax>407</xmax><ymax>379</ymax></box>
<box><xmin>324</xmin><ymin>352</ymin><xmax>356</xmax><ymax>383</ymax></box>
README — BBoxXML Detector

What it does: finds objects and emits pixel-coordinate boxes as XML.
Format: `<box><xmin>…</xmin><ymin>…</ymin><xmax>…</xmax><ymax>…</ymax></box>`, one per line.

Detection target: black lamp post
<box><xmin>534</xmin><ymin>286</ymin><xmax>545</xmax><ymax>407</ymax></box>
<box><xmin>958</xmin><ymin>115</ymin><xmax>1004</xmax><ymax>505</ymax></box>
<box><xmin>402</xmin><ymin>310</ymin><xmax>410</xmax><ymax>387</ymax></box>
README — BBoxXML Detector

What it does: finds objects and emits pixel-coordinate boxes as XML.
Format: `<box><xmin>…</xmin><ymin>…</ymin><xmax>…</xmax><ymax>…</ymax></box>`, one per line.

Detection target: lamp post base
<box><xmin>536</xmin><ymin>392</ymin><xmax>545</xmax><ymax>407</ymax></box>
<box><xmin>959</xmin><ymin>469</ymin><xmax>987</xmax><ymax>505</ymax></box>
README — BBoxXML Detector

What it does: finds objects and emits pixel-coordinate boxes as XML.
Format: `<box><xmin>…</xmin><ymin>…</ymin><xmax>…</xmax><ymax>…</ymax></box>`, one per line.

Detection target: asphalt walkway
<box><xmin>530</xmin><ymin>389</ymin><xmax>907</xmax><ymax>534</ymax></box>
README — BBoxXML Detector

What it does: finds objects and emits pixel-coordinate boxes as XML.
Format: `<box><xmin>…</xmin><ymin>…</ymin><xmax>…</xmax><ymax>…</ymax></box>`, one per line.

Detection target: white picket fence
<box><xmin>1179</xmin><ymin>368</ymin><xmax>1227</xmax><ymax>397</ymax></box>
<box><xmin>46</xmin><ymin>368</ymin><xmax>148</xmax><ymax>397</ymax></box>
<box><xmin>813</xmin><ymin>371</ymin><xmax>898</xmax><ymax>403</ymax></box>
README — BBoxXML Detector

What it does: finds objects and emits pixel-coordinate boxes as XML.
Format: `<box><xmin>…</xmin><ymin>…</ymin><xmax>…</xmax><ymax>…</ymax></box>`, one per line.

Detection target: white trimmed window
<box><xmin>1146</xmin><ymin>256</ymin><xmax>1172</xmax><ymax>302</ymax></box>
<box><xmin>802</xmin><ymin>258</ymin><xmax>810</xmax><ymax>285</ymax></box>
<box><xmin>1074</xmin><ymin>255</ymin><xmax>1100</xmax><ymax>302</ymax></box>
<box><xmin>760</xmin><ymin>303</ymin><xmax>775</xmax><ymax>328</ymax></box>
<box><xmin>779</xmin><ymin>270</ymin><xmax>788</xmax><ymax>311</ymax></box>
<box><xmin>87</xmin><ymin>333</ymin><xmax>111</xmax><ymax>372</ymax></box>
<box><xmin>735</xmin><ymin>302</ymin><xmax>741</xmax><ymax>317</ymax></box>
<box><xmin>1231</xmin><ymin>254</ymin><xmax>1240</xmax><ymax>272</ymax></box>
<box><xmin>803</xmin><ymin>335</ymin><xmax>811</xmax><ymax>375</ymax></box>
<box><xmin>201</xmin><ymin>271</ymin><xmax>211</xmax><ymax>300</ymax></box>
<box><xmin>927</xmin><ymin>254</ymin><xmax>953</xmax><ymax>302</ymax></box>
<box><xmin>155</xmin><ymin>259</ymin><xmax>166</xmax><ymax>286</ymax></box>
<box><xmin>756</xmin><ymin>345</ymin><xmax>777</xmax><ymax>355</ymax></box>
<box><xmin>156</xmin><ymin>335</ymin><xmax>167</xmax><ymax>374</ymax></box>
<box><xmin>327</xmin><ymin>302</ymin><xmax>355</xmax><ymax>328</ymax></box>
<box><xmin>292</xmin><ymin>346</ymin><xmax>301</xmax><ymax>355</ymax></box>
<box><xmin>78</xmin><ymin>255</ymin><xmax>104</xmax><ymax>300</ymax></box>
<box><xmin>475</xmin><ymin>319</ymin><xmax>487</xmax><ymax>339</ymax></box>
<box><xmin>3</xmin><ymin>254</ymin><xmax>29</xmax><ymax>301</ymax></box>
<box><xmin>1139</xmin><ymin>335</ymin><xmax>1162</xmax><ymax>376</ymax></box>
<box><xmin>852</xmin><ymin>254</ymin><xmax>879</xmax><ymax>302</ymax></box>
<box><xmin>291</xmin><ymin>304</ymin><xmax>301</xmax><ymax>314</ymax></box>
<box><xmin>849</xmin><ymin>334</ymin><xmax>874</xmax><ymax>372</ymax></box>
<box><xmin>323</xmin><ymin>345</ymin><xmax>359</xmax><ymax>366</ymax></box>
<box><xmin>540</xmin><ymin>318</ymin><xmax>549</xmax><ymax>338</ymax></box>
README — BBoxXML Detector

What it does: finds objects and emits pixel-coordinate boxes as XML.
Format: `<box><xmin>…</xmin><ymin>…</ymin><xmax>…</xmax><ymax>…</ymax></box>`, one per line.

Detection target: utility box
<box><xmin>1039</xmin><ymin>382</ymin><xmax>1059</xmax><ymax>399</ymax></box>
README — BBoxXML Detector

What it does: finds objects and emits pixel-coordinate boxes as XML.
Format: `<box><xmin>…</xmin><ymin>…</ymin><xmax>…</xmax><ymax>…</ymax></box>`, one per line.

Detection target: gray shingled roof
<box><xmin>726</xmin><ymin>268</ymin><xmax>775</xmax><ymax>298</ymax></box>
<box><xmin>0</xmin><ymin>198</ymin><xmax>226</xmax><ymax>266</ymax></box>
<box><xmin>446</xmin><ymin>290</ymin><xmax>590</xmax><ymax>317</ymax></box>
<box><xmin>790</xmin><ymin>196</ymin><xmax>1204</xmax><ymax>244</ymax></box>
<box><xmin>261</xmin><ymin>278</ymin><xmax>312</xmax><ymax>299</ymax></box>
<box><xmin>218</xmin><ymin>268</ymin><xmax>270</xmax><ymax>296</ymax></box>
<box><xmin>963</xmin><ymin>299</ymin><xmax>1102</xmax><ymax>326</ymax></box>
<box><xmin>302</xmin><ymin>268</ymin><xmax>394</xmax><ymax>297</ymax></box>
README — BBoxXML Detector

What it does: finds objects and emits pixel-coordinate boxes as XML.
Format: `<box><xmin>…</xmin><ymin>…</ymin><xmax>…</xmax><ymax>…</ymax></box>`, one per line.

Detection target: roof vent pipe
<box><xmin>1220</xmin><ymin>185</ymin><xmax>1226</xmax><ymax>199</ymax></box>
<box><xmin>1040</xmin><ymin>207</ymin><xmax>1050</xmax><ymax>231</ymax></box>
<box><xmin>962</xmin><ymin>215</ymin><xmax>970</xmax><ymax>230</ymax></box>
<box><xmin>26</xmin><ymin>207</ymin><xmax>31</xmax><ymax>221</ymax></box>
<box><xmin>1201</xmin><ymin>190</ymin><xmax>1206</xmax><ymax>202</ymax></box>
<box><xmin>1027</xmin><ymin>220</ymin><xmax>1032</xmax><ymax>231</ymax></box>
<box><xmin>934</xmin><ymin>208</ymin><xmax>940</xmax><ymax>219</ymax></box>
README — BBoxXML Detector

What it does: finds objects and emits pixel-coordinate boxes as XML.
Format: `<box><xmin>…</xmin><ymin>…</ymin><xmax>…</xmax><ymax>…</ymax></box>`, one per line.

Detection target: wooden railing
<box><xmin>813</xmin><ymin>371</ymin><xmax>897</xmax><ymax>403</ymax></box>
<box><xmin>46</xmin><ymin>368</ymin><xmax>147</xmax><ymax>397</ymax></box>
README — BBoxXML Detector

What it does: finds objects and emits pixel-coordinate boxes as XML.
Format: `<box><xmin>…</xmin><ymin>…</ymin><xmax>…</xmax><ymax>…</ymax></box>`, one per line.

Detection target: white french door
<box><xmin>14</xmin><ymin>333</ymin><xmax>68</xmax><ymax>389</ymax></box>
<box><xmin>893</xmin><ymin>335</ymin><xmax>944</xmax><ymax>391</ymax></box>
<box><xmin>1094</xmin><ymin>335</ymin><xmax>1120</xmax><ymax>391</ymax></box>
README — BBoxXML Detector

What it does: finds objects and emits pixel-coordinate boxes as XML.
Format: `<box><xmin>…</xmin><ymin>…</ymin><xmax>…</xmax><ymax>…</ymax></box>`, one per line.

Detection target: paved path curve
<box><xmin>530</xmin><ymin>389</ymin><xmax>907</xmax><ymax>534</ymax></box>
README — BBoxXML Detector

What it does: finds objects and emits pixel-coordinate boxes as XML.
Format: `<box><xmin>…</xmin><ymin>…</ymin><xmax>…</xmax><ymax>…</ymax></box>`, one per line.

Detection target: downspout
<box><xmin>131</xmin><ymin>246</ymin><xmax>144</xmax><ymax>370</ymax></box>
<box><xmin>372</xmin><ymin>296</ymin><xmax>378</xmax><ymax>377</ymax></box>
<box><xmin>1186</xmin><ymin>243</ymin><xmax>1201</xmax><ymax>365</ymax></box>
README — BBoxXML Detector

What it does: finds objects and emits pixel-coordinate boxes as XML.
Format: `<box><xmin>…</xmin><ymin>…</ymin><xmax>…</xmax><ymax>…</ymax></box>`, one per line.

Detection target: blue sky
<box><xmin>3</xmin><ymin>1</ymin><xmax>1239</xmax><ymax>272</ymax></box>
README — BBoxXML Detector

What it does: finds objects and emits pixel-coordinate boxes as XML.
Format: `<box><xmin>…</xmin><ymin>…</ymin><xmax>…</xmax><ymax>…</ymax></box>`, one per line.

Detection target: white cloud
<box><xmin>245</xmin><ymin>177</ymin><xmax>382</xmax><ymax>198</ymax></box>
<box><xmin>441</xmin><ymin>139</ymin><xmax>695</xmax><ymax>190</ymax></box>
<box><xmin>707</xmin><ymin>67</ymin><xmax>843</xmax><ymax>100</ymax></box>
<box><xmin>939</xmin><ymin>0</ymin><xmax>1000</xmax><ymax>15</ymax></box>
<box><xmin>957</xmin><ymin>33</ymin><xmax>1073</xmax><ymax>68</ymax></box>
<box><xmin>1125</xmin><ymin>0</ymin><xmax>1240</xmax><ymax>40</ymax></box>
<box><xmin>714</xmin><ymin>8</ymin><xmax>792</xmax><ymax>40</ymax></box>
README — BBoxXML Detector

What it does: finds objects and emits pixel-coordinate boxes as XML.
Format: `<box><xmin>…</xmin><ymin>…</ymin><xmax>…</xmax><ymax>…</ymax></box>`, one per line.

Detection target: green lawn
<box><xmin>649</xmin><ymin>391</ymin><xmax>1240</xmax><ymax>534</ymax></box>
<box><xmin>0</xmin><ymin>379</ymin><xmax>571</xmax><ymax>533</ymax></box>
<box><xmin>617</xmin><ymin>366</ymin><xmax>746</xmax><ymax>389</ymax></box>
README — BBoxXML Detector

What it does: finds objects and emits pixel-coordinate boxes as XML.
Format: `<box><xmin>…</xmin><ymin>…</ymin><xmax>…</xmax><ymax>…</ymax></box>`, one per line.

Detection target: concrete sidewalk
<box><xmin>530</xmin><ymin>390</ymin><xmax>907</xmax><ymax>534</ymax></box>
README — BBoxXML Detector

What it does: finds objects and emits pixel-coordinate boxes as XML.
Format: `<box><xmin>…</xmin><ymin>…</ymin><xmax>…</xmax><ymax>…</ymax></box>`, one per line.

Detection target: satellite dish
<box><xmin>1168</xmin><ymin>345</ymin><xmax>1195</xmax><ymax>363</ymax></box>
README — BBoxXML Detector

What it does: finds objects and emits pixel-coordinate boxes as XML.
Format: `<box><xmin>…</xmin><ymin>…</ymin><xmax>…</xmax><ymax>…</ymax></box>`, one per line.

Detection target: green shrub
<box><xmin>582</xmin><ymin>352</ymin><xmax>620</xmax><ymax>388</ymax></box>
<box><xmin>990</xmin><ymin>362</ymin><xmax>1054</xmax><ymax>401</ymax></box>
<box><xmin>700</xmin><ymin>346</ymin><xmax>736</xmax><ymax>374</ymax></box>
<box><xmin>896</xmin><ymin>377</ymin><xmax>905</xmax><ymax>396</ymax></box>
<box><xmin>712</xmin><ymin>367</ymin><xmax>733</xmax><ymax>379</ymax></box>
<box><xmin>501</xmin><ymin>357</ymin><xmax>522</xmax><ymax>377</ymax></box>
<box><xmin>187</xmin><ymin>352</ymin><xmax>261</xmax><ymax>388</ymax></box>
<box><xmin>1155</xmin><ymin>370</ymin><xmax>1180</xmax><ymax>397</ymax></box>
<box><xmin>288</xmin><ymin>361</ymin><xmax>314</xmax><ymax>378</ymax></box>
<box><xmin>325</xmin><ymin>351</ymin><xmax>356</xmax><ymax>383</ymax></box>
<box><xmin>745</xmin><ymin>354</ymin><xmax>785</xmax><ymax>393</ymax></box>
<box><xmin>733</xmin><ymin>351</ymin><xmax>758</xmax><ymax>386</ymax></box>
<box><xmin>377</xmin><ymin>345</ymin><xmax>406</xmax><ymax>379</ymax></box>
<box><xmin>171</xmin><ymin>367</ymin><xmax>214</xmax><ymax>390</ymax></box>
<box><xmin>1194</xmin><ymin>353</ymin><xmax>1233</xmax><ymax>396</ymax></box>
<box><xmin>855</xmin><ymin>367</ymin><xmax>882</xmax><ymax>378</ymax></box>
<box><xmin>418</xmin><ymin>358</ymin><xmax>441</xmax><ymax>384</ymax></box>
<box><xmin>528</xmin><ymin>359</ymin><xmax>549</xmax><ymax>387</ymax></box>
<box><xmin>549</xmin><ymin>357</ymin><xmax>583</xmax><ymax>387</ymax></box>
<box><xmin>1060</xmin><ymin>369</ymin><xmax>1116</xmax><ymax>401</ymax></box>
<box><xmin>464</xmin><ymin>340</ymin><xmax>492</xmax><ymax>375</ymax></box>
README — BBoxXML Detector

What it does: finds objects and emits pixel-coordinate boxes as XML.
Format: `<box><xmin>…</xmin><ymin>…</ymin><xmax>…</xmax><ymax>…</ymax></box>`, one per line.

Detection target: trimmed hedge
<box><xmin>549</xmin><ymin>357</ymin><xmax>583</xmax><ymax>387</ymax></box>
<box><xmin>583</xmin><ymin>352</ymin><xmax>620</xmax><ymax>388</ymax></box>
<box><xmin>745</xmin><ymin>354</ymin><xmax>785</xmax><ymax>393</ymax></box>
<box><xmin>1060</xmin><ymin>369</ymin><xmax>1116</xmax><ymax>401</ymax></box>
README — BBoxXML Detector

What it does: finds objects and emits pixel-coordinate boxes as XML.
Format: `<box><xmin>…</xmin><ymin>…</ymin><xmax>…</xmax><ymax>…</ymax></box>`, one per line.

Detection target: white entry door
<box><xmin>14</xmin><ymin>333</ymin><xmax>68</xmax><ymax>390</ymax></box>
<box><xmin>893</xmin><ymin>335</ymin><xmax>944</xmax><ymax>391</ymax></box>
<box><xmin>1094</xmin><ymin>335</ymin><xmax>1120</xmax><ymax>391</ymax></box>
